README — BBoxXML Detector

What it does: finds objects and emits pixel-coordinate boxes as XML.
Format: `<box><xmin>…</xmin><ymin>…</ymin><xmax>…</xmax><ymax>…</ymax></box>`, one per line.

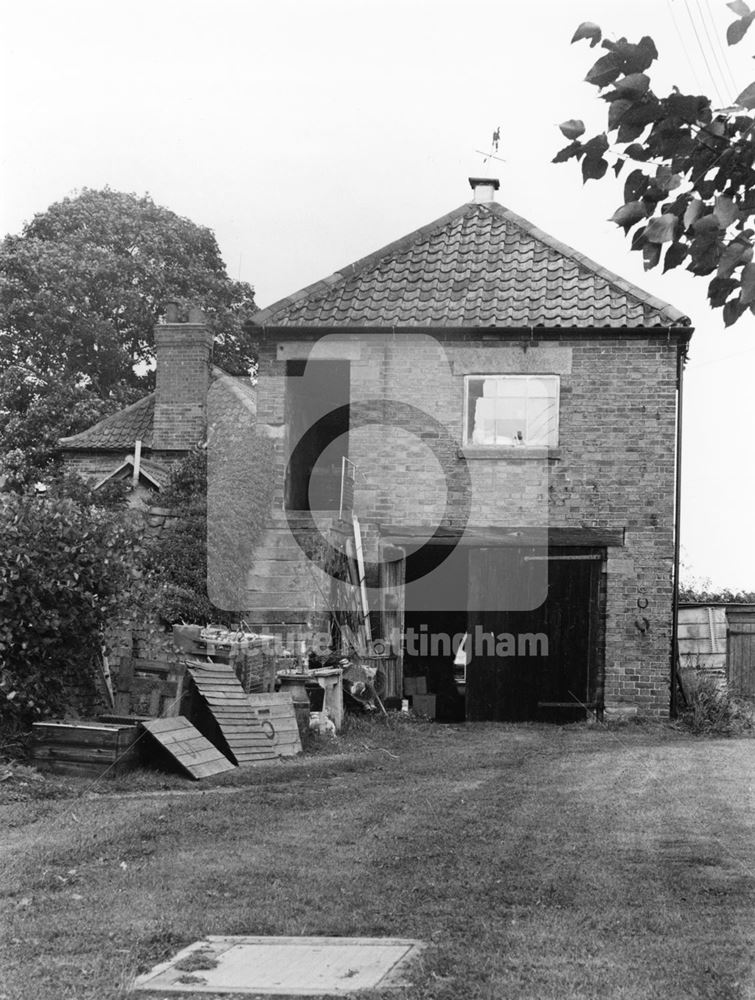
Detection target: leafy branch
<box><xmin>555</xmin><ymin>5</ymin><xmax>755</xmax><ymax>326</ymax></box>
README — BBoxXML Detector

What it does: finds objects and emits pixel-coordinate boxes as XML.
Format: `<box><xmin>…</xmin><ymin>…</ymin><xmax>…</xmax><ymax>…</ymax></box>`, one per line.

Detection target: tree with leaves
<box><xmin>555</xmin><ymin>3</ymin><xmax>755</xmax><ymax>326</ymax></box>
<box><xmin>0</xmin><ymin>368</ymin><xmax>136</xmax><ymax>489</ymax></box>
<box><xmin>0</xmin><ymin>491</ymin><xmax>143</xmax><ymax>731</ymax></box>
<box><xmin>0</xmin><ymin>188</ymin><xmax>257</xmax><ymax>487</ymax></box>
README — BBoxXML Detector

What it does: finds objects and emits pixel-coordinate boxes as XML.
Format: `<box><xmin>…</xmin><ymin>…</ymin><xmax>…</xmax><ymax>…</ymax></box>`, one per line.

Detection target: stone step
<box><xmin>242</xmin><ymin>610</ymin><xmax>312</xmax><ymax>625</ymax></box>
<box><xmin>251</xmin><ymin>555</ymin><xmax>315</xmax><ymax>573</ymax></box>
<box><xmin>246</xmin><ymin>590</ymin><xmax>326</xmax><ymax>607</ymax></box>
<box><xmin>247</xmin><ymin>576</ymin><xmax>315</xmax><ymax>594</ymax></box>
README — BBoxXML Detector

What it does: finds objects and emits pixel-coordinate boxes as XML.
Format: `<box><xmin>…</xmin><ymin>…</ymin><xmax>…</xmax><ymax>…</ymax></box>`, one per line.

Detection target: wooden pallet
<box><xmin>247</xmin><ymin>692</ymin><xmax>303</xmax><ymax>757</ymax></box>
<box><xmin>141</xmin><ymin>717</ymin><xmax>237</xmax><ymax>780</ymax></box>
<box><xmin>185</xmin><ymin>660</ymin><xmax>278</xmax><ymax>765</ymax></box>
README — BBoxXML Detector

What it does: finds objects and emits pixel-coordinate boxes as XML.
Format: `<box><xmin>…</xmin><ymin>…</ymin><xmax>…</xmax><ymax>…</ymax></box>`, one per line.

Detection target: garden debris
<box><xmin>29</xmin><ymin>720</ymin><xmax>141</xmax><ymax>779</ymax></box>
<box><xmin>141</xmin><ymin>717</ymin><xmax>238</xmax><ymax>779</ymax></box>
<box><xmin>171</xmin><ymin>624</ymin><xmax>277</xmax><ymax>695</ymax></box>
<box><xmin>184</xmin><ymin>660</ymin><xmax>277</xmax><ymax>765</ymax></box>
<box><xmin>309</xmin><ymin>712</ymin><xmax>337</xmax><ymax>738</ymax></box>
<box><xmin>246</xmin><ymin>692</ymin><xmax>302</xmax><ymax>756</ymax></box>
<box><xmin>342</xmin><ymin>658</ymin><xmax>387</xmax><ymax>716</ymax></box>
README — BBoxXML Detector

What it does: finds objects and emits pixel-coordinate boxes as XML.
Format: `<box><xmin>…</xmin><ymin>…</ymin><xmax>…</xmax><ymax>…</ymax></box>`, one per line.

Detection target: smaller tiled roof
<box><xmin>59</xmin><ymin>368</ymin><xmax>256</xmax><ymax>453</ymax></box>
<box><xmin>252</xmin><ymin>201</ymin><xmax>690</xmax><ymax>330</ymax></box>
<box><xmin>59</xmin><ymin>393</ymin><xmax>155</xmax><ymax>451</ymax></box>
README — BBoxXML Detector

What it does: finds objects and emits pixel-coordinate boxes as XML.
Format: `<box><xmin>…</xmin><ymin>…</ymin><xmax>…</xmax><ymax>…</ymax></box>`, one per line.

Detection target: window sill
<box><xmin>458</xmin><ymin>446</ymin><xmax>562</xmax><ymax>461</ymax></box>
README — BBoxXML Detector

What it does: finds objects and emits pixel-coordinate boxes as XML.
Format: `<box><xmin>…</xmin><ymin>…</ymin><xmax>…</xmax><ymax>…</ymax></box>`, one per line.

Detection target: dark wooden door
<box><xmin>728</xmin><ymin>625</ymin><xmax>755</xmax><ymax>698</ymax></box>
<box><xmin>466</xmin><ymin>548</ymin><xmax>601</xmax><ymax>721</ymax></box>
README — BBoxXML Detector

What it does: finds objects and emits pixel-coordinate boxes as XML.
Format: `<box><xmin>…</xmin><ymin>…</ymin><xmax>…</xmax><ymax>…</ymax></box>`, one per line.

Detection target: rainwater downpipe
<box><xmin>670</xmin><ymin>342</ymin><xmax>685</xmax><ymax>717</ymax></box>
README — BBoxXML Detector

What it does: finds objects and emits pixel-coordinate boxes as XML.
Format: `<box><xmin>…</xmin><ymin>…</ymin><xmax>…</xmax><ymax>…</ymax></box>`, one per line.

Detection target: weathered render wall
<box><xmin>255</xmin><ymin>331</ymin><xmax>682</xmax><ymax>717</ymax></box>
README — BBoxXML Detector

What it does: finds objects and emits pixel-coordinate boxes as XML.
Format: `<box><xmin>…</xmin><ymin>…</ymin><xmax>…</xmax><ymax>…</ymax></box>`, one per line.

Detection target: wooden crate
<box><xmin>30</xmin><ymin>720</ymin><xmax>141</xmax><ymax>778</ymax></box>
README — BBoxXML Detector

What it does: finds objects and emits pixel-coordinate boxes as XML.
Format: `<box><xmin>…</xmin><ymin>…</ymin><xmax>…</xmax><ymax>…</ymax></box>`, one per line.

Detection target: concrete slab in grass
<box><xmin>132</xmin><ymin>935</ymin><xmax>425</xmax><ymax>995</ymax></box>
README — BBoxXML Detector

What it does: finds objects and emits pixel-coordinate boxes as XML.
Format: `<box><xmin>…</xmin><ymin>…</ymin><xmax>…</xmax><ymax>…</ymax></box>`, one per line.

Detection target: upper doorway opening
<box><xmin>285</xmin><ymin>359</ymin><xmax>350</xmax><ymax>511</ymax></box>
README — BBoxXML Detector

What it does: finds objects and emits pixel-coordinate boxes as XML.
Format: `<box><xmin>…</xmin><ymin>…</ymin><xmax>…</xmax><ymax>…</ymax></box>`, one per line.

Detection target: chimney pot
<box><xmin>188</xmin><ymin>305</ymin><xmax>207</xmax><ymax>325</ymax></box>
<box><xmin>468</xmin><ymin>177</ymin><xmax>500</xmax><ymax>204</ymax></box>
<box><xmin>164</xmin><ymin>301</ymin><xmax>180</xmax><ymax>323</ymax></box>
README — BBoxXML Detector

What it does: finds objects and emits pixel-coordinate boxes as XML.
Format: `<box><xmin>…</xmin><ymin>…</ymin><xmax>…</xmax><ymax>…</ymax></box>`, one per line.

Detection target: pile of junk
<box><xmin>27</xmin><ymin>623</ymin><xmax>400</xmax><ymax>782</ymax></box>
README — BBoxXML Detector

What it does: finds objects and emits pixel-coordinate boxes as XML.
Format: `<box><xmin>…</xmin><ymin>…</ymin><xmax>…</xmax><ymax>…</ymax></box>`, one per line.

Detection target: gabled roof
<box><xmin>59</xmin><ymin>393</ymin><xmax>155</xmax><ymax>451</ymax></box>
<box><xmin>93</xmin><ymin>456</ymin><xmax>170</xmax><ymax>491</ymax></box>
<box><xmin>252</xmin><ymin>200</ymin><xmax>690</xmax><ymax>330</ymax></box>
<box><xmin>59</xmin><ymin>368</ymin><xmax>256</xmax><ymax>453</ymax></box>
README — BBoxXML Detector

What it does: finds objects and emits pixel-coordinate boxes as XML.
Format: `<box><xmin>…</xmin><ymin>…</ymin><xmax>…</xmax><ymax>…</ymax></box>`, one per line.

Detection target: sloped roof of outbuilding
<box><xmin>252</xmin><ymin>199</ymin><xmax>690</xmax><ymax>330</ymax></box>
<box><xmin>59</xmin><ymin>368</ymin><xmax>255</xmax><ymax>452</ymax></box>
<box><xmin>59</xmin><ymin>393</ymin><xmax>156</xmax><ymax>451</ymax></box>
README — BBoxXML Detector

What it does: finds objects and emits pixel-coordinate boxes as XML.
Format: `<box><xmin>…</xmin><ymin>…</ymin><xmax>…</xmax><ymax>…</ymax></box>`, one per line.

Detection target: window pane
<box><xmin>526</xmin><ymin>396</ymin><xmax>557</xmax><ymax>446</ymax></box>
<box><xmin>467</xmin><ymin>379</ymin><xmax>484</xmax><ymax>442</ymax></box>
<box><xmin>527</xmin><ymin>377</ymin><xmax>555</xmax><ymax>398</ymax></box>
<box><xmin>466</xmin><ymin>375</ymin><xmax>558</xmax><ymax>447</ymax></box>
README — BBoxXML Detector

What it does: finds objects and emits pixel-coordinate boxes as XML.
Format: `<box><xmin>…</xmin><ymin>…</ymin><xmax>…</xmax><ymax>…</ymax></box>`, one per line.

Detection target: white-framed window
<box><xmin>464</xmin><ymin>374</ymin><xmax>560</xmax><ymax>448</ymax></box>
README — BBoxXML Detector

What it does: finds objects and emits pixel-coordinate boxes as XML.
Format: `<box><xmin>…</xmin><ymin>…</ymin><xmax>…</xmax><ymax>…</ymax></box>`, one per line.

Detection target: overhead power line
<box><xmin>695</xmin><ymin>0</ymin><xmax>739</xmax><ymax>100</ymax></box>
<box><xmin>681</xmin><ymin>0</ymin><xmax>727</xmax><ymax>105</ymax></box>
<box><xmin>666</xmin><ymin>0</ymin><xmax>708</xmax><ymax>94</ymax></box>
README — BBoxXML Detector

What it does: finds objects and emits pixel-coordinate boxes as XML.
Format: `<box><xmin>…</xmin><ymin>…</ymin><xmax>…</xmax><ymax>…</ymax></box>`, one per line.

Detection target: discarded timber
<box><xmin>114</xmin><ymin>657</ymin><xmax>186</xmax><ymax>718</ymax></box>
<box><xmin>247</xmin><ymin>692</ymin><xmax>303</xmax><ymax>757</ymax></box>
<box><xmin>141</xmin><ymin>717</ymin><xmax>237</xmax><ymax>780</ymax></box>
<box><xmin>185</xmin><ymin>660</ymin><xmax>278</xmax><ymax>765</ymax></box>
<box><xmin>30</xmin><ymin>720</ymin><xmax>141</xmax><ymax>779</ymax></box>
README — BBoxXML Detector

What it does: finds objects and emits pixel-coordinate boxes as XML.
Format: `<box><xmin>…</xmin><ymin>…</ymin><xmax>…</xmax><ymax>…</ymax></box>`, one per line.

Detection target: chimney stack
<box><xmin>468</xmin><ymin>177</ymin><xmax>500</xmax><ymax>204</ymax></box>
<box><xmin>152</xmin><ymin>304</ymin><xmax>213</xmax><ymax>452</ymax></box>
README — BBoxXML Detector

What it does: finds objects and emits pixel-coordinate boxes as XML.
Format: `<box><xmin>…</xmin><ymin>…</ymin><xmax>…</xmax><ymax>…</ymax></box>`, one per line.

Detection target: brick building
<box><xmin>59</xmin><ymin>304</ymin><xmax>256</xmax><ymax>500</ymax></box>
<box><xmin>247</xmin><ymin>177</ymin><xmax>693</xmax><ymax>721</ymax></box>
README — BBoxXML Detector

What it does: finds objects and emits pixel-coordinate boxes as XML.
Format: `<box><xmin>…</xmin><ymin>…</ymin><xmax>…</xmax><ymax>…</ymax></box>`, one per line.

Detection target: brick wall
<box><xmin>153</xmin><ymin>321</ymin><xmax>213</xmax><ymax>451</ymax></box>
<box><xmin>254</xmin><ymin>331</ymin><xmax>685</xmax><ymax>717</ymax></box>
<box><xmin>63</xmin><ymin>451</ymin><xmax>127</xmax><ymax>484</ymax></box>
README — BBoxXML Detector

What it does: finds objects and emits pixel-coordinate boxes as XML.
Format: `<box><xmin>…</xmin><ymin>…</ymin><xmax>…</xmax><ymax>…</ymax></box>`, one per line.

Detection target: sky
<box><xmin>1</xmin><ymin>0</ymin><xmax>754</xmax><ymax>589</ymax></box>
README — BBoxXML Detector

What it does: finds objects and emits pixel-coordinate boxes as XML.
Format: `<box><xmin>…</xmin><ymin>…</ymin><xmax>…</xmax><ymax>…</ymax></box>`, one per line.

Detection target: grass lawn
<box><xmin>1</xmin><ymin>718</ymin><xmax>754</xmax><ymax>1000</ymax></box>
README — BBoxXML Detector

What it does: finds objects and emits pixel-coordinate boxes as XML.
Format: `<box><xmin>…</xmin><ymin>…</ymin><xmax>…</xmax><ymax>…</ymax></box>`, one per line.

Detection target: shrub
<box><xmin>0</xmin><ymin>492</ymin><xmax>143</xmax><ymax>731</ymax></box>
<box><xmin>680</xmin><ymin>675</ymin><xmax>754</xmax><ymax>736</ymax></box>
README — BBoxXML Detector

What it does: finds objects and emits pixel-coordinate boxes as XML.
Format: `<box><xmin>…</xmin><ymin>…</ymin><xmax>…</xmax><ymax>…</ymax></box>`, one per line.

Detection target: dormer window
<box><xmin>464</xmin><ymin>375</ymin><xmax>560</xmax><ymax>448</ymax></box>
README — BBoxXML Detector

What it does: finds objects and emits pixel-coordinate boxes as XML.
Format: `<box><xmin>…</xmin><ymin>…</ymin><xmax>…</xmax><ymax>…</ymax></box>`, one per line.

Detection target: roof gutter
<box><xmin>251</xmin><ymin>323</ymin><xmax>694</xmax><ymax>341</ymax></box>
